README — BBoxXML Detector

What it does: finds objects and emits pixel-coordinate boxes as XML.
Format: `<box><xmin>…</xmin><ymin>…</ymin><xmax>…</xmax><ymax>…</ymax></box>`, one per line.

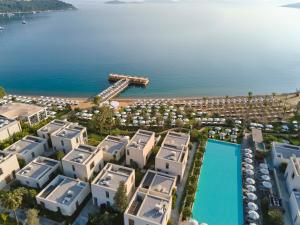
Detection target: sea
<box><xmin>0</xmin><ymin>0</ymin><xmax>300</xmax><ymax>98</ymax></box>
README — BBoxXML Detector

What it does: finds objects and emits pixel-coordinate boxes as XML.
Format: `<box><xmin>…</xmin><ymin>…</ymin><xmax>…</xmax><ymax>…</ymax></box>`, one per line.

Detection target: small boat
<box><xmin>0</xmin><ymin>26</ymin><xmax>4</xmax><ymax>31</ymax></box>
<box><xmin>22</xmin><ymin>20</ymin><xmax>27</xmax><ymax>24</ymax></box>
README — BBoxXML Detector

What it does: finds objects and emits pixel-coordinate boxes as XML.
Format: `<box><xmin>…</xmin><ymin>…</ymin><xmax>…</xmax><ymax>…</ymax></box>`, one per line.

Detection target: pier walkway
<box><xmin>96</xmin><ymin>74</ymin><xmax>149</xmax><ymax>102</ymax></box>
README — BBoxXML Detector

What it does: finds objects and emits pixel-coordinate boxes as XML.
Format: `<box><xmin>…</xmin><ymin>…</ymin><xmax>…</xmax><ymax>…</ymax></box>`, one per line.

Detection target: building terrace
<box><xmin>271</xmin><ymin>142</ymin><xmax>300</xmax><ymax>167</ymax></box>
<box><xmin>92</xmin><ymin>163</ymin><xmax>134</xmax><ymax>192</ymax></box>
<box><xmin>124</xmin><ymin>170</ymin><xmax>176</xmax><ymax>225</ymax></box>
<box><xmin>97</xmin><ymin>135</ymin><xmax>129</xmax><ymax>161</ymax></box>
<box><xmin>0</xmin><ymin>116</ymin><xmax>21</xmax><ymax>142</ymax></box>
<box><xmin>38</xmin><ymin>119</ymin><xmax>70</xmax><ymax>138</ymax></box>
<box><xmin>16</xmin><ymin>156</ymin><xmax>60</xmax><ymax>188</ymax></box>
<box><xmin>3</xmin><ymin>135</ymin><xmax>48</xmax><ymax>163</ymax></box>
<box><xmin>36</xmin><ymin>175</ymin><xmax>90</xmax><ymax>216</ymax></box>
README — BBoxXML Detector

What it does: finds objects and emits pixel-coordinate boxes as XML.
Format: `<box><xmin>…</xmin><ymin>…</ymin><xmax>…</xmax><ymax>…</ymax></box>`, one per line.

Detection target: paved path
<box><xmin>171</xmin><ymin>141</ymin><xmax>198</xmax><ymax>225</ymax></box>
<box><xmin>72</xmin><ymin>199</ymin><xmax>97</xmax><ymax>225</ymax></box>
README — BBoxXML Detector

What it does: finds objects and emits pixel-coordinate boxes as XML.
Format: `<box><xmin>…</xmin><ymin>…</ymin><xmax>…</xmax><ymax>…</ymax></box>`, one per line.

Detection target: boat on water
<box><xmin>22</xmin><ymin>20</ymin><xmax>27</xmax><ymax>24</ymax></box>
<box><xmin>0</xmin><ymin>26</ymin><xmax>4</xmax><ymax>31</ymax></box>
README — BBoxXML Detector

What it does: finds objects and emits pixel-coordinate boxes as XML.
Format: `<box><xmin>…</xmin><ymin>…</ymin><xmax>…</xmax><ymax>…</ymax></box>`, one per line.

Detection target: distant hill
<box><xmin>283</xmin><ymin>2</ymin><xmax>300</xmax><ymax>8</ymax></box>
<box><xmin>0</xmin><ymin>0</ymin><xmax>75</xmax><ymax>13</ymax></box>
<box><xmin>105</xmin><ymin>0</ymin><xmax>142</xmax><ymax>4</ymax></box>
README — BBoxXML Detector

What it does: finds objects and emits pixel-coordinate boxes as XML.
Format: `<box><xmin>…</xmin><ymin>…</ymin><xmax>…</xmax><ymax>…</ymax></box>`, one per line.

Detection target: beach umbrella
<box><xmin>245</xmin><ymin>169</ymin><xmax>254</xmax><ymax>176</ymax></box>
<box><xmin>259</xmin><ymin>163</ymin><xmax>268</xmax><ymax>169</ymax></box>
<box><xmin>246</xmin><ymin>185</ymin><xmax>256</xmax><ymax>192</ymax></box>
<box><xmin>232</xmin><ymin>127</ymin><xmax>239</xmax><ymax>132</ymax></box>
<box><xmin>244</xmin><ymin>153</ymin><xmax>253</xmax><ymax>158</ymax></box>
<box><xmin>244</xmin><ymin>149</ymin><xmax>253</xmax><ymax>154</ymax></box>
<box><xmin>260</xmin><ymin>168</ymin><xmax>269</xmax><ymax>175</ymax></box>
<box><xmin>188</xmin><ymin>219</ymin><xmax>199</xmax><ymax>225</ymax></box>
<box><xmin>245</xmin><ymin>158</ymin><xmax>253</xmax><ymax>164</ymax></box>
<box><xmin>245</xmin><ymin>164</ymin><xmax>254</xmax><ymax>170</ymax></box>
<box><xmin>248</xmin><ymin>202</ymin><xmax>258</xmax><ymax>211</ymax></box>
<box><xmin>248</xmin><ymin>210</ymin><xmax>260</xmax><ymax>220</ymax></box>
<box><xmin>247</xmin><ymin>193</ymin><xmax>257</xmax><ymax>201</ymax></box>
<box><xmin>262</xmin><ymin>181</ymin><xmax>272</xmax><ymax>189</ymax></box>
<box><xmin>262</xmin><ymin>175</ymin><xmax>271</xmax><ymax>181</ymax></box>
<box><xmin>246</xmin><ymin>178</ymin><xmax>255</xmax><ymax>185</ymax></box>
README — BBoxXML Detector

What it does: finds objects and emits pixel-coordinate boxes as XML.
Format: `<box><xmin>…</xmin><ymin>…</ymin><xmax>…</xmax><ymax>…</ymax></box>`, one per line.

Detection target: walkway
<box><xmin>171</xmin><ymin>141</ymin><xmax>199</xmax><ymax>225</ymax></box>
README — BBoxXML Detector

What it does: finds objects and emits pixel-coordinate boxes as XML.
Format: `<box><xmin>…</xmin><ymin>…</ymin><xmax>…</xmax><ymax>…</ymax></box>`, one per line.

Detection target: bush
<box><xmin>182</xmin><ymin>207</ymin><xmax>192</xmax><ymax>220</ymax></box>
<box><xmin>279</xmin><ymin>162</ymin><xmax>287</xmax><ymax>173</ymax></box>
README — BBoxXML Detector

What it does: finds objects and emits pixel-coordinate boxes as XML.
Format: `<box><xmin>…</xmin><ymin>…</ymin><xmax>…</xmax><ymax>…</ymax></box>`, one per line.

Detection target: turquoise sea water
<box><xmin>0</xmin><ymin>1</ymin><xmax>300</xmax><ymax>97</ymax></box>
<box><xmin>192</xmin><ymin>139</ymin><xmax>243</xmax><ymax>225</ymax></box>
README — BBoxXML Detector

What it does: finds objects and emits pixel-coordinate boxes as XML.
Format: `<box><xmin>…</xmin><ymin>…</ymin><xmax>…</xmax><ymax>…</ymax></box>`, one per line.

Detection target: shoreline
<box><xmin>7</xmin><ymin>91</ymin><xmax>300</xmax><ymax>108</ymax></box>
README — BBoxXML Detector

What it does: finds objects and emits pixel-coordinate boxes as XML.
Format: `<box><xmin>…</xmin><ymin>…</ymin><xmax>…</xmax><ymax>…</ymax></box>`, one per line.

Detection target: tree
<box><xmin>25</xmin><ymin>209</ymin><xmax>39</xmax><ymax>225</ymax></box>
<box><xmin>0</xmin><ymin>190</ymin><xmax>23</xmax><ymax>224</ymax></box>
<box><xmin>0</xmin><ymin>212</ymin><xmax>9</xmax><ymax>224</ymax></box>
<box><xmin>55</xmin><ymin>151</ymin><xmax>65</xmax><ymax>160</ymax></box>
<box><xmin>113</xmin><ymin>181</ymin><xmax>128</xmax><ymax>212</ymax></box>
<box><xmin>92</xmin><ymin>105</ymin><xmax>114</xmax><ymax>133</ymax></box>
<box><xmin>267</xmin><ymin>209</ymin><xmax>283</xmax><ymax>225</ymax></box>
<box><xmin>0</xmin><ymin>86</ymin><xmax>6</xmax><ymax>98</ymax></box>
<box><xmin>93</xmin><ymin>96</ymin><xmax>101</xmax><ymax>105</ymax></box>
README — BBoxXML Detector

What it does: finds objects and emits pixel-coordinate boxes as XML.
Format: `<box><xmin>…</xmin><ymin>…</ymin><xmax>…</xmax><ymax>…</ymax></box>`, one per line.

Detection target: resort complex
<box><xmin>0</xmin><ymin>89</ymin><xmax>299</xmax><ymax>225</ymax></box>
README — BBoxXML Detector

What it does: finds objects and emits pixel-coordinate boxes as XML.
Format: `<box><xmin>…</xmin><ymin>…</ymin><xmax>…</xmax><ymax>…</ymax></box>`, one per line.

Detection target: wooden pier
<box><xmin>96</xmin><ymin>74</ymin><xmax>150</xmax><ymax>103</ymax></box>
<box><xmin>108</xmin><ymin>73</ymin><xmax>150</xmax><ymax>86</ymax></box>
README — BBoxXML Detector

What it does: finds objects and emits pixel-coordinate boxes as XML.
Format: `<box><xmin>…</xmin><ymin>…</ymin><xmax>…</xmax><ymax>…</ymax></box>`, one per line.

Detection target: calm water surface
<box><xmin>0</xmin><ymin>1</ymin><xmax>300</xmax><ymax>97</ymax></box>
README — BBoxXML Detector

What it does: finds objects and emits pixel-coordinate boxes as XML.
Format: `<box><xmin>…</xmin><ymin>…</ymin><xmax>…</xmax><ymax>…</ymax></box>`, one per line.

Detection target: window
<box><xmin>90</xmin><ymin>162</ymin><xmax>95</xmax><ymax>170</ymax></box>
<box><xmin>0</xmin><ymin>168</ymin><xmax>3</xmax><ymax>175</ymax></box>
<box><xmin>31</xmin><ymin>152</ymin><xmax>35</xmax><ymax>158</ymax></box>
<box><xmin>106</xmin><ymin>191</ymin><xmax>109</xmax><ymax>198</ymax></box>
<box><xmin>166</xmin><ymin>163</ymin><xmax>169</xmax><ymax>169</ymax></box>
<box><xmin>72</xmin><ymin>165</ymin><xmax>75</xmax><ymax>171</ymax></box>
<box><xmin>61</xmin><ymin>140</ymin><xmax>64</xmax><ymax>146</ymax></box>
<box><xmin>127</xmin><ymin>150</ymin><xmax>130</xmax><ymax>155</ymax></box>
<box><xmin>76</xmin><ymin>138</ymin><xmax>79</xmax><ymax>143</ymax></box>
<box><xmin>292</xmin><ymin>172</ymin><xmax>295</xmax><ymax>179</ymax></box>
<box><xmin>128</xmin><ymin>219</ymin><xmax>135</xmax><ymax>225</ymax></box>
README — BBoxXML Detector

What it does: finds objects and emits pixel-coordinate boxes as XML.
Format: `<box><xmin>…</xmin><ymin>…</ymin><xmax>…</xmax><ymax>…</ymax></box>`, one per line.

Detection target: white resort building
<box><xmin>155</xmin><ymin>131</ymin><xmax>190</xmax><ymax>182</ymax></box>
<box><xmin>126</xmin><ymin>129</ymin><xmax>155</xmax><ymax>169</ymax></box>
<box><xmin>0</xmin><ymin>116</ymin><xmax>22</xmax><ymax>142</ymax></box>
<box><xmin>0</xmin><ymin>103</ymin><xmax>47</xmax><ymax>125</ymax></box>
<box><xmin>124</xmin><ymin>170</ymin><xmax>176</xmax><ymax>225</ymax></box>
<box><xmin>271</xmin><ymin>142</ymin><xmax>300</xmax><ymax>167</ymax></box>
<box><xmin>37</xmin><ymin>119</ymin><xmax>70</xmax><ymax>145</ymax></box>
<box><xmin>289</xmin><ymin>191</ymin><xmax>300</xmax><ymax>225</ymax></box>
<box><xmin>16</xmin><ymin>156</ymin><xmax>60</xmax><ymax>189</ymax></box>
<box><xmin>97</xmin><ymin>135</ymin><xmax>129</xmax><ymax>161</ymax></box>
<box><xmin>0</xmin><ymin>152</ymin><xmax>20</xmax><ymax>189</ymax></box>
<box><xmin>3</xmin><ymin>135</ymin><xmax>49</xmax><ymax>164</ymax></box>
<box><xmin>62</xmin><ymin>144</ymin><xmax>104</xmax><ymax>182</ymax></box>
<box><xmin>91</xmin><ymin>163</ymin><xmax>135</xmax><ymax>207</ymax></box>
<box><xmin>36</xmin><ymin>175</ymin><xmax>90</xmax><ymax>216</ymax></box>
<box><xmin>51</xmin><ymin>124</ymin><xmax>87</xmax><ymax>153</ymax></box>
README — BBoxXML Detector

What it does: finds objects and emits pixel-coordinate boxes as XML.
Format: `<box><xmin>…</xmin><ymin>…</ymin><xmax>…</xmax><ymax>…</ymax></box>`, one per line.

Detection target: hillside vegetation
<box><xmin>0</xmin><ymin>0</ymin><xmax>75</xmax><ymax>13</ymax></box>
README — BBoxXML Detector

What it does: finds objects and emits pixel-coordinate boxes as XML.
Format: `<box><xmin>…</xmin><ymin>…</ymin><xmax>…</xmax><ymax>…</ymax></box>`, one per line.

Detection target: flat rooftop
<box><xmin>0</xmin><ymin>116</ymin><xmax>16</xmax><ymax>129</ymax></box>
<box><xmin>292</xmin><ymin>191</ymin><xmax>300</xmax><ymax>209</ymax></box>
<box><xmin>252</xmin><ymin>128</ymin><xmax>263</xmax><ymax>143</ymax></box>
<box><xmin>98</xmin><ymin>135</ymin><xmax>128</xmax><ymax>155</ymax></box>
<box><xmin>55</xmin><ymin>127</ymin><xmax>81</xmax><ymax>139</ymax></box>
<box><xmin>5</xmin><ymin>135</ymin><xmax>45</xmax><ymax>155</ymax></box>
<box><xmin>156</xmin><ymin>132</ymin><xmax>189</xmax><ymax>162</ymax></box>
<box><xmin>63</xmin><ymin>144</ymin><xmax>98</xmax><ymax>164</ymax></box>
<box><xmin>17</xmin><ymin>157</ymin><xmax>59</xmax><ymax>180</ymax></box>
<box><xmin>273</xmin><ymin>142</ymin><xmax>300</xmax><ymax>160</ymax></box>
<box><xmin>0</xmin><ymin>103</ymin><xmax>45</xmax><ymax>119</ymax></box>
<box><xmin>0</xmin><ymin>151</ymin><xmax>13</xmax><ymax>164</ymax></box>
<box><xmin>127</xmin><ymin>129</ymin><xmax>154</xmax><ymax>150</ymax></box>
<box><xmin>140</xmin><ymin>170</ymin><xmax>176</xmax><ymax>196</ymax></box>
<box><xmin>93</xmin><ymin>163</ymin><xmax>134</xmax><ymax>191</ymax></box>
<box><xmin>39</xmin><ymin>120</ymin><xmax>70</xmax><ymax>134</ymax></box>
<box><xmin>38</xmin><ymin>175</ymin><xmax>88</xmax><ymax>206</ymax></box>
<box><xmin>137</xmin><ymin>195</ymin><xmax>169</xmax><ymax>224</ymax></box>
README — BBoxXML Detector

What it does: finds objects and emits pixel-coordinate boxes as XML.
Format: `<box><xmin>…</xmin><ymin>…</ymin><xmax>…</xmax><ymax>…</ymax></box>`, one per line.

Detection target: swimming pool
<box><xmin>192</xmin><ymin>139</ymin><xmax>243</xmax><ymax>225</ymax></box>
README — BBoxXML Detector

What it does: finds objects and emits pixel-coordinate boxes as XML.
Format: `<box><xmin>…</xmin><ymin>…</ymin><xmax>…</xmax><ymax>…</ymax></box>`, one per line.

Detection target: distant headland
<box><xmin>0</xmin><ymin>0</ymin><xmax>75</xmax><ymax>13</ymax></box>
<box><xmin>282</xmin><ymin>2</ymin><xmax>300</xmax><ymax>9</ymax></box>
<box><xmin>105</xmin><ymin>0</ymin><xmax>181</xmax><ymax>4</ymax></box>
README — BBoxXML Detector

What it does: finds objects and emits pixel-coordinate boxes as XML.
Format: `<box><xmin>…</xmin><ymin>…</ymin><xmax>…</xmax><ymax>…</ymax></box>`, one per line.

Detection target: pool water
<box><xmin>192</xmin><ymin>139</ymin><xmax>243</xmax><ymax>225</ymax></box>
